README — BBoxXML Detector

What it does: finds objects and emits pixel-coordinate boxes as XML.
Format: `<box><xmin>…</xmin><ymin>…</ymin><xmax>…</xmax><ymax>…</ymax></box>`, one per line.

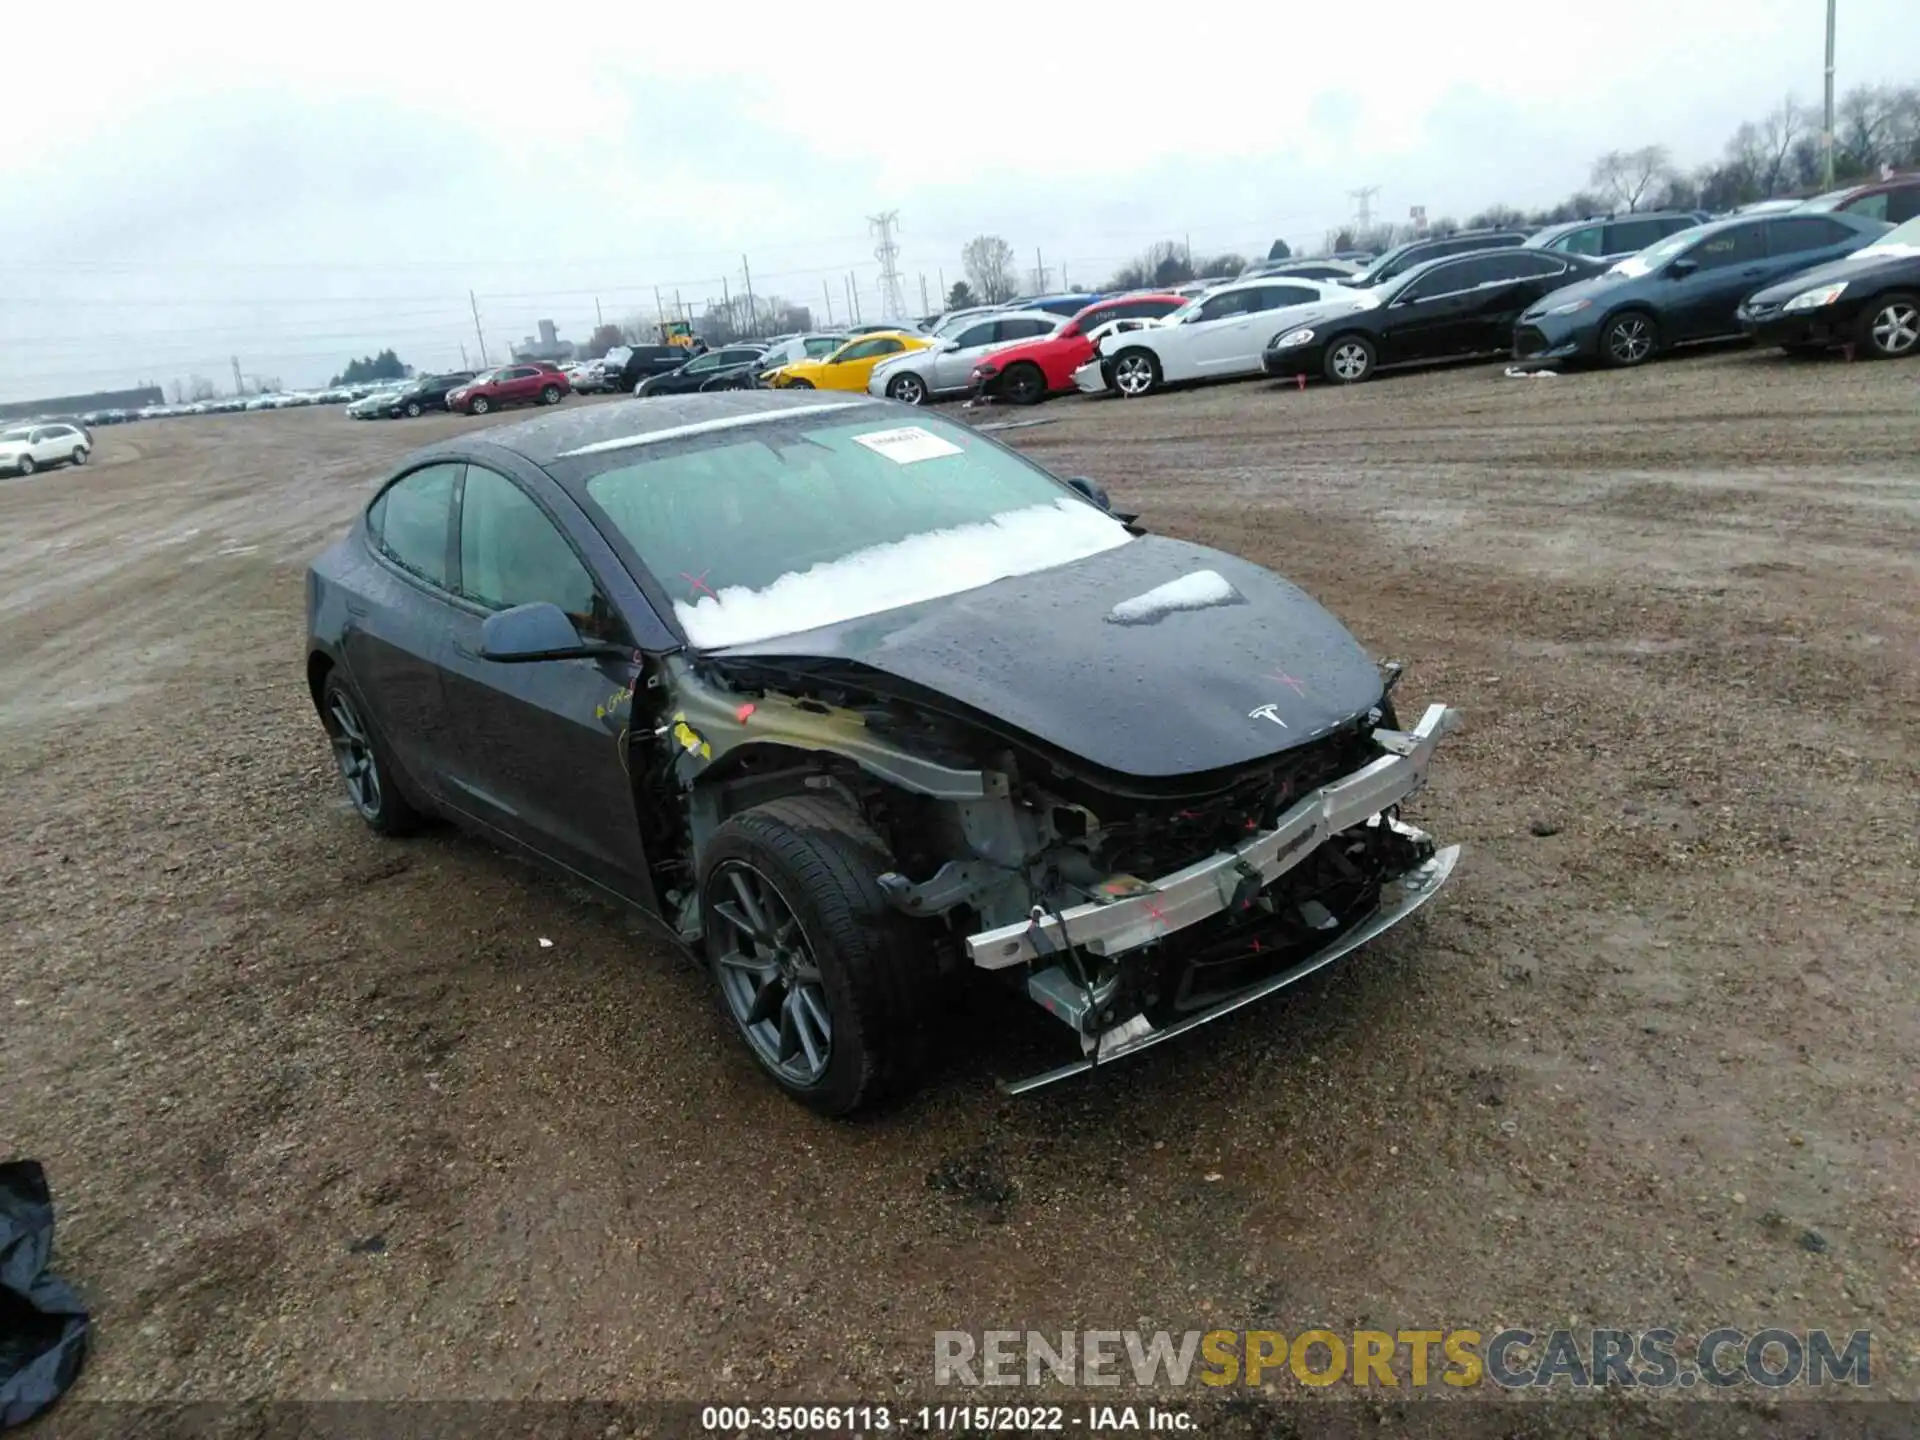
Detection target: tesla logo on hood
<box><xmin>1248</xmin><ymin>703</ymin><xmax>1290</xmax><ymax>729</ymax></box>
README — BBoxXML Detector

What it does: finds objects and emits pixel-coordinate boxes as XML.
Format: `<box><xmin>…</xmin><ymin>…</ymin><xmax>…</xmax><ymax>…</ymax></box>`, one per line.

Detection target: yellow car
<box><xmin>764</xmin><ymin>330</ymin><xmax>932</xmax><ymax>392</ymax></box>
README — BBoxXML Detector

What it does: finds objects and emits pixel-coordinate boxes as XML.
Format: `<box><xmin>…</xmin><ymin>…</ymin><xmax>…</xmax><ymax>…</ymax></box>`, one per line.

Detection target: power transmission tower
<box><xmin>868</xmin><ymin>210</ymin><xmax>908</xmax><ymax>322</ymax></box>
<box><xmin>1349</xmin><ymin>185</ymin><xmax>1381</xmax><ymax>234</ymax></box>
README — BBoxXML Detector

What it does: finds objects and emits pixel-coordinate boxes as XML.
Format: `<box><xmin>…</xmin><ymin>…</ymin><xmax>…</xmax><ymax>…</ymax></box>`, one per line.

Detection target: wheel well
<box><xmin>1602</xmin><ymin>304</ymin><xmax>1657</xmax><ymax>331</ymax></box>
<box><xmin>886</xmin><ymin>368</ymin><xmax>925</xmax><ymax>390</ymax></box>
<box><xmin>306</xmin><ymin>651</ymin><xmax>334</xmax><ymax>716</ymax></box>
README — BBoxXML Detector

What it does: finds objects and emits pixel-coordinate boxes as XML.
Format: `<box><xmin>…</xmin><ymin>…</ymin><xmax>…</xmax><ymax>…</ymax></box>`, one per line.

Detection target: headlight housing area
<box><xmin>1272</xmin><ymin>328</ymin><xmax>1317</xmax><ymax>350</ymax></box>
<box><xmin>1783</xmin><ymin>281</ymin><xmax>1847</xmax><ymax>312</ymax></box>
<box><xmin>1546</xmin><ymin>298</ymin><xmax>1593</xmax><ymax>316</ymax></box>
<box><xmin>971</xmin><ymin>364</ymin><xmax>1000</xmax><ymax>381</ymax></box>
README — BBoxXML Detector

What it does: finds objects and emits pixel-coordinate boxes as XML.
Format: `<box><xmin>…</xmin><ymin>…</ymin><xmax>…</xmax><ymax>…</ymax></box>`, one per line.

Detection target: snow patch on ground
<box><xmin>1105</xmin><ymin>568</ymin><xmax>1241</xmax><ymax>625</ymax></box>
<box><xmin>676</xmin><ymin>497</ymin><xmax>1132</xmax><ymax>649</ymax></box>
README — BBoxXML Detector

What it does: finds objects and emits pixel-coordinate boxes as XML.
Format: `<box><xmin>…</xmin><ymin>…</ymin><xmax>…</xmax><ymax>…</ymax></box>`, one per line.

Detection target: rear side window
<box><xmin>1255</xmin><ymin>285</ymin><xmax>1322</xmax><ymax>310</ymax></box>
<box><xmin>1886</xmin><ymin>188</ymin><xmax>1920</xmax><ymax>224</ymax></box>
<box><xmin>1602</xmin><ymin>219</ymin><xmax>1668</xmax><ymax>253</ymax></box>
<box><xmin>994</xmin><ymin>317</ymin><xmax>1055</xmax><ymax>341</ymax></box>
<box><xmin>1499</xmin><ymin>252</ymin><xmax>1575</xmax><ymax>277</ymax></box>
<box><xmin>1765</xmin><ymin>217</ymin><xmax>1851</xmax><ymax>255</ymax></box>
<box><xmin>1842</xmin><ymin>192</ymin><xmax>1890</xmax><ymax>222</ymax></box>
<box><xmin>369</xmin><ymin>463</ymin><xmax>460</xmax><ymax>588</ymax></box>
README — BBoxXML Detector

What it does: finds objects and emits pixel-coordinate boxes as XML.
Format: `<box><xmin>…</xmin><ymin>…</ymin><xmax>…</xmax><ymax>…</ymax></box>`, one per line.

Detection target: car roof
<box><xmin>431</xmin><ymin>389</ymin><xmax>890</xmax><ymax>468</ymax></box>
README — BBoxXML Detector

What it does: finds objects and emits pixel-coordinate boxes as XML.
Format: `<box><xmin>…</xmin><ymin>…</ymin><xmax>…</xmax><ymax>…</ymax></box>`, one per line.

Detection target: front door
<box><xmin>1665</xmin><ymin>223</ymin><xmax>1767</xmax><ymax>340</ymax></box>
<box><xmin>1376</xmin><ymin>260</ymin><xmax>1482</xmax><ymax>363</ymax></box>
<box><xmin>435</xmin><ymin>462</ymin><xmax>652</xmax><ymax>903</ymax></box>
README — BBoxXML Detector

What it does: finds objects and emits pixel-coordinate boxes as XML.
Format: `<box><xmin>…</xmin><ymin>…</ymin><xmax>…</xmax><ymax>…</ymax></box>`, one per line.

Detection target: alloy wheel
<box><xmin>1330</xmin><ymin>342</ymin><xmax>1370</xmax><ymax>381</ymax></box>
<box><xmin>709</xmin><ymin>861</ymin><xmax>832</xmax><ymax>1087</ymax></box>
<box><xmin>1870</xmin><ymin>301</ymin><xmax>1918</xmax><ymax>356</ymax></box>
<box><xmin>1113</xmin><ymin>354</ymin><xmax>1155</xmax><ymax>396</ymax></box>
<box><xmin>326</xmin><ymin>691</ymin><xmax>384</xmax><ymax>820</ymax></box>
<box><xmin>1608</xmin><ymin>317</ymin><xmax>1653</xmax><ymax>364</ymax></box>
<box><xmin>889</xmin><ymin>374</ymin><xmax>926</xmax><ymax>405</ymax></box>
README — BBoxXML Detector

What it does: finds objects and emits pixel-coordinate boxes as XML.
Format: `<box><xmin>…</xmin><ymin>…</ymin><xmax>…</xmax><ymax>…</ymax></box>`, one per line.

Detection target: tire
<box><xmin>885</xmin><ymin>372</ymin><xmax>928</xmax><ymax>405</ymax></box>
<box><xmin>71</xmin><ymin>447</ymin><xmax>89</xmax><ymax>466</ymax></box>
<box><xmin>1600</xmin><ymin>311</ymin><xmax>1658</xmax><ymax>368</ymax></box>
<box><xmin>1858</xmin><ymin>292</ymin><xmax>1919</xmax><ymax>359</ymax></box>
<box><xmin>786</xmin><ymin>378</ymin><xmax>815</xmax><ymax>390</ymax></box>
<box><xmin>404</xmin><ymin>401</ymin><xmax>422</xmax><ymax>418</ymax></box>
<box><xmin>319</xmin><ymin>671</ymin><xmax>424</xmax><ymax>836</ymax></box>
<box><xmin>1110</xmin><ymin>348</ymin><xmax>1161</xmax><ymax>398</ymax></box>
<box><xmin>1323</xmin><ymin>334</ymin><xmax>1375</xmax><ymax>384</ymax></box>
<box><xmin>468</xmin><ymin>395</ymin><xmax>491</xmax><ymax>415</ymax></box>
<box><xmin>1000</xmin><ymin>362</ymin><xmax>1047</xmax><ymax>406</ymax></box>
<box><xmin>540</xmin><ymin>384</ymin><xmax>562</xmax><ymax>404</ymax></box>
<box><xmin>16</xmin><ymin>455</ymin><xmax>34</xmax><ymax>476</ymax></box>
<box><xmin>700</xmin><ymin>796</ymin><xmax>934</xmax><ymax>1116</ymax></box>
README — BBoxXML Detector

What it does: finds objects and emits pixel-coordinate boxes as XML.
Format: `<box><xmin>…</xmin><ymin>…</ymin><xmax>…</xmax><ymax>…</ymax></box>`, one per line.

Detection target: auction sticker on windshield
<box><xmin>851</xmin><ymin>426</ymin><xmax>965</xmax><ymax>464</ymax></box>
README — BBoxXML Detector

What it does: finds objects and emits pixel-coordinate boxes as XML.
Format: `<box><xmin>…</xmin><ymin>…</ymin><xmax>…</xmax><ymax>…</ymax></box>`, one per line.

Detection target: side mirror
<box><xmin>479</xmin><ymin>602</ymin><xmax>603</xmax><ymax>662</ymax></box>
<box><xmin>1066</xmin><ymin>476</ymin><xmax>1111</xmax><ymax>511</ymax></box>
<box><xmin>1668</xmin><ymin>257</ymin><xmax>1698</xmax><ymax>278</ymax></box>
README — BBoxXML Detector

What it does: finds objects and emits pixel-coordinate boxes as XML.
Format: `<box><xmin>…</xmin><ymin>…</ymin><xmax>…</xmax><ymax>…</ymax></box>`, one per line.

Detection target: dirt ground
<box><xmin>3</xmin><ymin>350</ymin><xmax>1916</xmax><ymax>1421</ymax></box>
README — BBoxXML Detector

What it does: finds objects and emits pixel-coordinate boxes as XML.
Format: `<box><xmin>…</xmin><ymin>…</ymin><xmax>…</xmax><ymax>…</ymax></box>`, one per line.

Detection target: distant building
<box><xmin>511</xmin><ymin>320</ymin><xmax>575</xmax><ymax>363</ymax></box>
<box><xmin>0</xmin><ymin>386</ymin><xmax>165</xmax><ymax>421</ymax></box>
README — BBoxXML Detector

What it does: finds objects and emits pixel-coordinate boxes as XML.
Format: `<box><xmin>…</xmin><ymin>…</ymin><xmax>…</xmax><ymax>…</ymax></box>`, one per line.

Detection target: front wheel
<box><xmin>468</xmin><ymin>395</ymin><xmax>491</xmax><ymax>415</ymax></box>
<box><xmin>16</xmin><ymin>455</ymin><xmax>35</xmax><ymax>476</ymax></box>
<box><xmin>1600</xmin><ymin>312</ymin><xmax>1657</xmax><ymax>368</ymax></box>
<box><xmin>1110</xmin><ymin>348</ymin><xmax>1161</xmax><ymax>398</ymax></box>
<box><xmin>404</xmin><ymin>400</ymin><xmax>422</xmax><ymax>418</ymax></box>
<box><xmin>71</xmin><ymin>447</ymin><xmax>89</xmax><ymax>466</ymax></box>
<box><xmin>1323</xmin><ymin>335</ymin><xmax>1375</xmax><ymax>384</ymax></box>
<box><xmin>1000</xmin><ymin>362</ymin><xmax>1047</xmax><ymax>406</ymax></box>
<box><xmin>701</xmin><ymin>797</ymin><xmax>934</xmax><ymax>1116</ymax></box>
<box><xmin>785</xmin><ymin>377</ymin><xmax>815</xmax><ymax>390</ymax></box>
<box><xmin>886</xmin><ymin>372</ymin><xmax>927</xmax><ymax>405</ymax></box>
<box><xmin>1859</xmin><ymin>293</ymin><xmax>1919</xmax><ymax>359</ymax></box>
<box><xmin>540</xmin><ymin>384</ymin><xmax>562</xmax><ymax>404</ymax></box>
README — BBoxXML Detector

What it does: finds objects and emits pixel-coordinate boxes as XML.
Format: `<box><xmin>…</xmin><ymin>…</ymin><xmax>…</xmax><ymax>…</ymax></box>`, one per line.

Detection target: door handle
<box><xmin>345</xmin><ymin>600</ymin><xmax>368</xmax><ymax>618</ymax></box>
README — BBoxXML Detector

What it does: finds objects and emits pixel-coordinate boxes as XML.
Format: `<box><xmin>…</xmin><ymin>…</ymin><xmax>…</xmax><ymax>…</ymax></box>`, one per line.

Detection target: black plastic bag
<box><xmin>0</xmin><ymin>1160</ymin><xmax>89</xmax><ymax>1429</ymax></box>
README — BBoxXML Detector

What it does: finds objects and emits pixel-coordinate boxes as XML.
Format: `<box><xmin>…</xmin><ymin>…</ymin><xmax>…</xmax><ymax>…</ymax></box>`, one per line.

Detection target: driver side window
<box><xmin>836</xmin><ymin>339</ymin><xmax>885</xmax><ymax>362</ymax></box>
<box><xmin>457</xmin><ymin>466</ymin><xmax>611</xmax><ymax>635</ymax></box>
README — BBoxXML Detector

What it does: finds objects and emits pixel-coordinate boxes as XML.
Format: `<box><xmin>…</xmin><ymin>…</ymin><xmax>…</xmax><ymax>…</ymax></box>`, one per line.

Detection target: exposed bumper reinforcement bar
<box><xmin>965</xmin><ymin>702</ymin><xmax>1460</xmax><ymax>971</ymax></box>
<box><xmin>999</xmin><ymin>841</ymin><xmax>1461</xmax><ymax>1095</ymax></box>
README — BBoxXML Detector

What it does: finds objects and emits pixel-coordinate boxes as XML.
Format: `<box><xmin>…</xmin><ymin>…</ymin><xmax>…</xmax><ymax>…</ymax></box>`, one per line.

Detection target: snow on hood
<box><xmin>1104</xmin><ymin>568</ymin><xmax>1243</xmax><ymax>625</ymax></box>
<box><xmin>676</xmin><ymin>497</ymin><xmax>1133</xmax><ymax>649</ymax></box>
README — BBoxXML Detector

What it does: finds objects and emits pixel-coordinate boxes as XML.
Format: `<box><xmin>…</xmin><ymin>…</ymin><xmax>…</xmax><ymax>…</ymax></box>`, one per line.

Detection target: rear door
<box><xmin>1665</xmin><ymin>223</ymin><xmax>1767</xmax><ymax>339</ymax></box>
<box><xmin>1762</xmin><ymin>215</ymin><xmax>1864</xmax><ymax>282</ymax></box>
<box><xmin>436</xmin><ymin>461</ymin><xmax>649</xmax><ymax>899</ymax></box>
<box><xmin>344</xmin><ymin>463</ymin><xmax>465</xmax><ymax>800</ymax></box>
<box><xmin>1465</xmin><ymin>252</ymin><xmax>1580</xmax><ymax>347</ymax></box>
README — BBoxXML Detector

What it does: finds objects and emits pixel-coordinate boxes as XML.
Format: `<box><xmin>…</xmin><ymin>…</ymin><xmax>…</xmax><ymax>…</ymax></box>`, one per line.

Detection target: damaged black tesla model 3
<box><xmin>305</xmin><ymin>392</ymin><xmax>1461</xmax><ymax>1114</ymax></box>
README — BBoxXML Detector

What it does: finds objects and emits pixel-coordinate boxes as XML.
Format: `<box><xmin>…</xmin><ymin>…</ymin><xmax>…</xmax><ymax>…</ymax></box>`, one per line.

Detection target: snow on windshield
<box><xmin>674</xmin><ymin>497</ymin><xmax>1129</xmax><ymax>648</ymax></box>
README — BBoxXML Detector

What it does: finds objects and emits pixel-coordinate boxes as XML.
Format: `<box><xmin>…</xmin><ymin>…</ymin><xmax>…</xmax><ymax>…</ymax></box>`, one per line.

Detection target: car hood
<box><xmin>1745</xmin><ymin>247</ymin><xmax>1920</xmax><ymax>302</ymax></box>
<box><xmin>1519</xmin><ymin>269</ymin><xmax>1640</xmax><ymax>320</ymax></box>
<box><xmin>706</xmin><ymin>533</ymin><xmax>1386</xmax><ymax>781</ymax></box>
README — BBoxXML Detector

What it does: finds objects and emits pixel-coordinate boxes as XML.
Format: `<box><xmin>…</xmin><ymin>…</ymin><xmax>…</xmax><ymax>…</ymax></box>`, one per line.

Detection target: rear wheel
<box><xmin>1600</xmin><ymin>311</ymin><xmax>1657</xmax><ymax>367</ymax></box>
<box><xmin>1324</xmin><ymin>335</ymin><xmax>1375</xmax><ymax>384</ymax></box>
<box><xmin>1111</xmin><ymin>348</ymin><xmax>1161</xmax><ymax>398</ymax></box>
<box><xmin>468</xmin><ymin>395</ymin><xmax>491</xmax><ymax>415</ymax></box>
<box><xmin>886</xmin><ymin>372</ymin><xmax>928</xmax><ymax>405</ymax></box>
<box><xmin>319</xmin><ymin>672</ymin><xmax>423</xmax><ymax>835</ymax></box>
<box><xmin>1000</xmin><ymin>362</ymin><xmax>1047</xmax><ymax>405</ymax></box>
<box><xmin>701</xmin><ymin>797</ymin><xmax>934</xmax><ymax>1116</ymax></box>
<box><xmin>1859</xmin><ymin>293</ymin><xmax>1919</xmax><ymax>359</ymax></box>
<box><xmin>540</xmin><ymin>384</ymin><xmax>562</xmax><ymax>404</ymax></box>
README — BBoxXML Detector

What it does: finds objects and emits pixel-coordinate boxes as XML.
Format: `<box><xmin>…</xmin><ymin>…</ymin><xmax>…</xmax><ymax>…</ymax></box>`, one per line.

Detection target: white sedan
<box><xmin>0</xmin><ymin>421</ymin><xmax>91</xmax><ymax>475</ymax></box>
<box><xmin>1093</xmin><ymin>277</ymin><xmax>1362</xmax><ymax>396</ymax></box>
<box><xmin>865</xmin><ymin>309</ymin><xmax>1060</xmax><ymax>404</ymax></box>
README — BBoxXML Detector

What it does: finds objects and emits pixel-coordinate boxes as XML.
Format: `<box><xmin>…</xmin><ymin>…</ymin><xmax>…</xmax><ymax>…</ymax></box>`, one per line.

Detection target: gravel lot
<box><xmin>3</xmin><ymin>350</ymin><xmax>1916</xmax><ymax>1420</ymax></box>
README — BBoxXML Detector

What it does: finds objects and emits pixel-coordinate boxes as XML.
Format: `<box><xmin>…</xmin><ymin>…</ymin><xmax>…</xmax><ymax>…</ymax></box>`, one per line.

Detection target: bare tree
<box><xmin>1589</xmin><ymin>145</ymin><xmax>1674</xmax><ymax>212</ymax></box>
<box><xmin>186</xmin><ymin>375</ymin><xmax>216</xmax><ymax>402</ymax></box>
<box><xmin>1756</xmin><ymin>97</ymin><xmax>1805</xmax><ymax>196</ymax></box>
<box><xmin>961</xmin><ymin>235</ymin><xmax>1018</xmax><ymax>303</ymax></box>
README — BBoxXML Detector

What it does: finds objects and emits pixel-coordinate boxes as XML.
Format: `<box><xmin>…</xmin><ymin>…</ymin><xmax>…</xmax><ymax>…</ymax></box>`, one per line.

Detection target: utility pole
<box><xmin>868</xmin><ymin>210</ymin><xmax>907</xmax><ymax>321</ymax></box>
<box><xmin>653</xmin><ymin>286</ymin><xmax>666</xmax><ymax>331</ymax></box>
<box><xmin>460</xmin><ymin>342</ymin><xmax>469</xmax><ymax>370</ymax></box>
<box><xmin>742</xmin><ymin>254</ymin><xmax>757</xmax><ymax>337</ymax></box>
<box><xmin>1035</xmin><ymin>247</ymin><xmax>1049</xmax><ymax>293</ymax></box>
<box><xmin>1349</xmin><ymin>186</ymin><xmax>1381</xmax><ymax>235</ymax></box>
<box><xmin>675</xmin><ymin>289</ymin><xmax>685</xmax><ymax>326</ymax></box>
<box><xmin>1822</xmin><ymin>0</ymin><xmax>1837</xmax><ymax>187</ymax></box>
<box><xmin>469</xmin><ymin>290</ymin><xmax>489</xmax><ymax>366</ymax></box>
<box><xmin>230</xmin><ymin>355</ymin><xmax>243</xmax><ymax>396</ymax></box>
<box><xmin>721</xmin><ymin>275</ymin><xmax>732</xmax><ymax>338</ymax></box>
<box><xmin>824</xmin><ymin>278</ymin><xmax>834</xmax><ymax>326</ymax></box>
<box><xmin>595</xmin><ymin>296</ymin><xmax>604</xmax><ymax>328</ymax></box>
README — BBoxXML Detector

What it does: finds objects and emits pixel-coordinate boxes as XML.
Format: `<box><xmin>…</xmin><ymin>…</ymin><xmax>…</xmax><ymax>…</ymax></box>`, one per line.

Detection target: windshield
<box><xmin>1610</xmin><ymin>228</ymin><xmax>1703</xmax><ymax>277</ymax></box>
<box><xmin>576</xmin><ymin>411</ymin><xmax>1130</xmax><ymax>648</ymax></box>
<box><xmin>1859</xmin><ymin>216</ymin><xmax>1920</xmax><ymax>254</ymax></box>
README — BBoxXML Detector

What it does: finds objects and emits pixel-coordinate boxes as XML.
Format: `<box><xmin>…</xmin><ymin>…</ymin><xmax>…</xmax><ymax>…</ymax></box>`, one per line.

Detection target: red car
<box><xmin>969</xmin><ymin>292</ymin><xmax>1188</xmax><ymax>404</ymax></box>
<box><xmin>448</xmin><ymin>362</ymin><xmax>571</xmax><ymax>416</ymax></box>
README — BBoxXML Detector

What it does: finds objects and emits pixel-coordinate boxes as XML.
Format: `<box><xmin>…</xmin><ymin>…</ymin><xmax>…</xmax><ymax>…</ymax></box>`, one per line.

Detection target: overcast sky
<box><xmin>3</xmin><ymin>2</ymin><xmax>1915</xmax><ymax>401</ymax></box>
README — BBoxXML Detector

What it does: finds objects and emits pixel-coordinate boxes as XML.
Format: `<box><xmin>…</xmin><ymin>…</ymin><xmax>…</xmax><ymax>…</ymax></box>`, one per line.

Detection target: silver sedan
<box><xmin>866</xmin><ymin>310</ymin><xmax>1060</xmax><ymax>404</ymax></box>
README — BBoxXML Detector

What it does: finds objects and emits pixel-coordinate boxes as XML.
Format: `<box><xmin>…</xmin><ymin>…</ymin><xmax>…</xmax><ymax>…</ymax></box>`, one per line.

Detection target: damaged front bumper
<box><xmin>1071</xmin><ymin>358</ymin><xmax>1112</xmax><ymax>394</ymax></box>
<box><xmin>968</xmin><ymin>702</ymin><xmax>1462</xmax><ymax>1091</ymax></box>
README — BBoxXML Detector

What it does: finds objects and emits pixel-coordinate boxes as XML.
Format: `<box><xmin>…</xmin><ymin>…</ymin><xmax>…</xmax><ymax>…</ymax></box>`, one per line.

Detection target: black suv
<box><xmin>1524</xmin><ymin>212</ymin><xmax>1705</xmax><ymax>264</ymax></box>
<box><xmin>602</xmin><ymin>345</ymin><xmax>694</xmax><ymax>393</ymax></box>
<box><xmin>1344</xmin><ymin>230</ymin><xmax>1529</xmax><ymax>287</ymax></box>
<box><xmin>389</xmin><ymin>372</ymin><xmax>475</xmax><ymax>418</ymax></box>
